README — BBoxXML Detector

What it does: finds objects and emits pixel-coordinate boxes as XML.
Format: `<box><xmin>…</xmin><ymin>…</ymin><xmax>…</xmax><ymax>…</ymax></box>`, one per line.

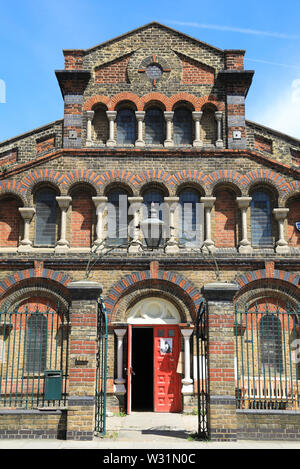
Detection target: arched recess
<box><xmin>213</xmin><ymin>185</ymin><xmax>239</xmax><ymax>248</ymax></box>
<box><xmin>200</xmin><ymin>104</ymin><xmax>217</xmax><ymax>146</ymax></box>
<box><xmin>0</xmin><ymin>268</ymin><xmax>71</xmax><ymax>308</ymax></box>
<box><xmin>286</xmin><ymin>196</ymin><xmax>300</xmax><ymax>247</ymax></box>
<box><xmin>92</xmin><ymin>103</ymin><xmax>109</xmax><ymax>144</ymax></box>
<box><xmin>70</xmin><ymin>184</ymin><xmax>96</xmax><ymax>248</ymax></box>
<box><xmin>234</xmin><ymin>274</ymin><xmax>300</xmax><ymax>310</ymax></box>
<box><xmin>104</xmin><ymin>269</ymin><xmax>202</xmax><ymax>323</ymax></box>
<box><xmin>0</xmin><ymin>194</ymin><xmax>23</xmax><ymax>247</ymax></box>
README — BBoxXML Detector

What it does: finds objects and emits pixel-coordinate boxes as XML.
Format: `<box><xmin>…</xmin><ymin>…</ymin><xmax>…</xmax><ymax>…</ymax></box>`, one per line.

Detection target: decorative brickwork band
<box><xmin>0</xmin><ymin>269</ymin><xmax>71</xmax><ymax>296</ymax></box>
<box><xmin>236</xmin><ymin>269</ymin><xmax>300</xmax><ymax>289</ymax></box>
<box><xmin>105</xmin><ymin>270</ymin><xmax>202</xmax><ymax>321</ymax></box>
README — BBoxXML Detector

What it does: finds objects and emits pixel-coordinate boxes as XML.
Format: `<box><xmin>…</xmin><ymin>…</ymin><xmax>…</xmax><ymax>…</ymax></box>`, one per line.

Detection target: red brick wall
<box><xmin>291</xmin><ymin>149</ymin><xmax>300</xmax><ymax>166</ymax></box>
<box><xmin>0</xmin><ymin>148</ymin><xmax>17</xmax><ymax>167</ymax></box>
<box><xmin>254</xmin><ymin>135</ymin><xmax>272</xmax><ymax>153</ymax></box>
<box><xmin>71</xmin><ymin>192</ymin><xmax>95</xmax><ymax>248</ymax></box>
<box><xmin>0</xmin><ymin>198</ymin><xmax>20</xmax><ymax>247</ymax></box>
<box><xmin>36</xmin><ymin>136</ymin><xmax>55</xmax><ymax>154</ymax></box>
<box><xmin>180</xmin><ymin>56</ymin><xmax>214</xmax><ymax>84</ymax></box>
<box><xmin>225</xmin><ymin>51</ymin><xmax>245</xmax><ymax>70</ymax></box>
<box><xmin>64</xmin><ymin>51</ymin><xmax>84</xmax><ymax>70</ymax></box>
<box><xmin>287</xmin><ymin>198</ymin><xmax>300</xmax><ymax>247</ymax></box>
<box><xmin>95</xmin><ymin>56</ymin><xmax>130</xmax><ymax>84</ymax></box>
<box><xmin>214</xmin><ymin>190</ymin><xmax>237</xmax><ymax>248</ymax></box>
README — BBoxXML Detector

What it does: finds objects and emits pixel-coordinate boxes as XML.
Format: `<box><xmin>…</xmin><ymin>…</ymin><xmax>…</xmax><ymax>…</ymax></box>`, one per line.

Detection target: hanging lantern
<box><xmin>140</xmin><ymin>203</ymin><xmax>164</xmax><ymax>249</ymax></box>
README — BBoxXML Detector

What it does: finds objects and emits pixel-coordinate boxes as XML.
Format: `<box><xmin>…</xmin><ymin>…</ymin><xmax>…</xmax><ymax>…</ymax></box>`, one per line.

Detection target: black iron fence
<box><xmin>195</xmin><ymin>298</ymin><xmax>209</xmax><ymax>439</ymax></box>
<box><xmin>0</xmin><ymin>305</ymin><xmax>70</xmax><ymax>409</ymax></box>
<box><xmin>235</xmin><ymin>303</ymin><xmax>300</xmax><ymax>410</ymax></box>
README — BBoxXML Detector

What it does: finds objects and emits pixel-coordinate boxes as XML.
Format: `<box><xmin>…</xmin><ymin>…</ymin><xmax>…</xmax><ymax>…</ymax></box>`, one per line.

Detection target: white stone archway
<box><xmin>113</xmin><ymin>297</ymin><xmax>194</xmax><ymax>398</ymax></box>
<box><xmin>127</xmin><ymin>297</ymin><xmax>181</xmax><ymax>324</ymax></box>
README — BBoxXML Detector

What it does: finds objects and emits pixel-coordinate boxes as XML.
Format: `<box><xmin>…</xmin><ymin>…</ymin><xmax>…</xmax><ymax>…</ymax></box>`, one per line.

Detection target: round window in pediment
<box><xmin>146</xmin><ymin>63</ymin><xmax>163</xmax><ymax>81</ymax></box>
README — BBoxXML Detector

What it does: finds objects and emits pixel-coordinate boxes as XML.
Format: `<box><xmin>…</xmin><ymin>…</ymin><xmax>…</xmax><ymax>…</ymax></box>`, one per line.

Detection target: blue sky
<box><xmin>0</xmin><ymin>0</ymin><xmax>300</xmax><ymax>142</ymax></box>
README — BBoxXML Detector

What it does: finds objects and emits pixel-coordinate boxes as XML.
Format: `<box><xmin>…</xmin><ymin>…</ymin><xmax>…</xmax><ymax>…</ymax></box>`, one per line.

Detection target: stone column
<box><xmin>273</xmin><ymin>208</ymin><xmax>290</xmax><ymax>254</ymax></box>
<box><xmin>67</xmin><ymin>280</ymin><xmax>102</xmax><ymax>440</ymax></box>
<box><xmin>236</xmin><ymin>197</ymin><xmax>253</xmax><ymax>254</ymax></box>
<box><xmin>192</xmin><ymin>111</ymin><xmax>203</xmax><ymax>148</ymax></box>
<box><xmin>215</xmin><ymin>111</ymin><xmax>224</xmax><ymax>148</ymax></box>
<box><xmin>114</xmin><ymin>329</ymin><xmax>127</xmax><ymax>394</ymax></box>
<box><xmin>201</xmin><ymin>197</ymin><xmax>216</xmax><ymax>253</ymax></box>
<box><xmin>106</xmin><ymin>111</ymin><xmax>117</xmax><ymax>147</ymax></box>
<box><xmin>181</xmin><ymin>328</ymin><xmax>194</xmax><ymax>394</ymax></box>
<box><xmin>164</xmin><ymin>111</ymin><xmax>174</xmax><ymax>147</ymax></box>
<box><xmin>135</xmin><ymin>111</ymin><xmax>145</xmax><ymax>147</ymax></box>
<box><xmin>164</xmin><ymin>196</ymin><xmax>179</xmax><ymax>253</ymax></box>
<box><xmin>56</xmin><ymin>196</ymin><xmax>72</xmax><ymax>253</ymax></box>
<box><xmin>86</xmin><ymin>110</ymin><xmax>94</xmax><ymax>146</ymax></box>
<box><xmin>128</xmin><ymin>196</ymin><xmax>143</xmax><ymax>253</ymax></box>
<box><xmin>92</xmin><ymin>196</ymin><xmax>108</xmax><ymax>250</ymax></box>
<box><xmin>202</xmin><ymin>282</ymin><xmax>239</xmax><ymax>442</ymax></box>
<box><xmin>18</xmin><ymin>208</ymin><xmax>35</xmax><ymax>252</ymax></box>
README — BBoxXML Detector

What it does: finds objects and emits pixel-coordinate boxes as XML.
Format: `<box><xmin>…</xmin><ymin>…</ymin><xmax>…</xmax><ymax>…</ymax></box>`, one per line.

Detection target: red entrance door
<box><xmin>153</xmin><ymin>325</ymin><xmax>181</xmax><ymax>412</ymax></box>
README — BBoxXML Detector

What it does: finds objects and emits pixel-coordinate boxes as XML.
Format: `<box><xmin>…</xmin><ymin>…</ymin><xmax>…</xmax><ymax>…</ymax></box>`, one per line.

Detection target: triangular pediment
<box><xmin>80</xmin><ymin>22</ymin><xmax>224</xmax><ymax>55</ymax></box>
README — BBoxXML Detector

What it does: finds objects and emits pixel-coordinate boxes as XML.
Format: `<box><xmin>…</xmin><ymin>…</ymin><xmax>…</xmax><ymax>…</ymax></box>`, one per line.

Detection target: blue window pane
<box><xmin>35</xmin><ymin>189</ymin><xmax>57</xmax><ymax>246</ymax></box>
<box><xmin>143</xmin><ymin>190</ymin><xmax>164</xmax><ymax>218</ymax></box>
<box><xmin>145</xmin><ymin>108</ymin><xmax>164</xmax><ymax>144</ymax></box>
<box><xmin>251</xmin><ymin>191</ymin><xmax>273</xmax><ymax>246</ymax></box>
<box><xmin>179</xmin><ymin>189</ymin><xmax>200</xmax><ymax>244</ymax></box>
<box><xmin>107</xmin><ymin>189</ymin><xmax>128</xmax><ymax>245</ymax></box>
<box><xmin>260</xmin><ymin>315</ymin><xmax>282</xmax><ymax>372</ymax></box>
<box><xmin>173</xmin><ymin>108</ymin><xmax>192</xmax><ymax>145</ymax></box>
<box><xmin>26</xmin><ymin>314</ymin><xmax>47</xmax><ymax>373</ymax></box>
<box><xmin>116</xmin><ymin>109</ymin><xmax>135</xmax><ymax>144</ymax></box>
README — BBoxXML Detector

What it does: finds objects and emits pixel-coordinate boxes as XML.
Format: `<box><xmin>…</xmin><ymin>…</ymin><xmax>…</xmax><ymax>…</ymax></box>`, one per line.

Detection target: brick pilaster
<box><xmin>66</xmin><ymin>280</ymin><xmax>102</xmax><ymax>441</ymax></box>
<box><xmin>202</xmin><ymin>282</ymin><xmax>239</xmax><ymax>441</ymax></box>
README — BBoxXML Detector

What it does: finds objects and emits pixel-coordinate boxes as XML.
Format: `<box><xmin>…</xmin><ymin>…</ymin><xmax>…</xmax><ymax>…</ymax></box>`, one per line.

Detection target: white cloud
<box><xmin>164</xmin><ymin>20</ymin><xmax>300</xmax><ymax>40</ymax></box>
<box><xmin>253</xmin><ymin>79</ymin><xmax>300</xmax><ymax>139</ymax></box>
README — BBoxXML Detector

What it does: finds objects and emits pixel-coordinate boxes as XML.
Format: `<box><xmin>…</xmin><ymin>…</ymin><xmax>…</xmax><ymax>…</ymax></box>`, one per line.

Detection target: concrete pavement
<box><xmin>0</xmin><ymin>412</ymin><xmax>299</xmax><ymax>449</ymax></box>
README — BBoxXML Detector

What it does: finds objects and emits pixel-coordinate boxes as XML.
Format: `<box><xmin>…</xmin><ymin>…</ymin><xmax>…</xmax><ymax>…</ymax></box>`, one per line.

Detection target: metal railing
<box><xmin>235</xmin><ymin>303</ymin><xmax>300</xmax><ymax>410</ymax></box>
<box><xmin>0</xmin><ymin>305</ymin><xmax>69</xmax><ymax>409</ymax></box>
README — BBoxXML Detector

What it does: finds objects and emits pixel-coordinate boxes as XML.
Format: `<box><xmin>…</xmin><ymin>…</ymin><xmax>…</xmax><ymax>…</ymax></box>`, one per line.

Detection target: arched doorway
<box><xmin>126</xmin><ymin>298</ymin><xmax>182</xmax><ymax>413</ymax></box>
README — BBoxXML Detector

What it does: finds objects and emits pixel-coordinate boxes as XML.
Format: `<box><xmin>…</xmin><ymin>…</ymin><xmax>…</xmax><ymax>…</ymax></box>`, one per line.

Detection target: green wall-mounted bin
<box><xmin>44</xmin><ymin>370</ymin><xmax>62</xmax><ymax>400</ymax></box>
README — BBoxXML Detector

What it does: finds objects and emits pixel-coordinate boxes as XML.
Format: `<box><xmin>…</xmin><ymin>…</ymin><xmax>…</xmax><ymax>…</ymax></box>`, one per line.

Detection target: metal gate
<box><xmin>195</xmin><ymin>298</ymin><xmax>209</xmax><ymax>439</ymax></box>
<box><xmin>0</xmin><ymin>304</ymin><xmax>69</xmax><ymax>409</ymax></box>
<box><xmin>235</xmin><ymin>302</ymin><xmax>300</xmax><ymax>410</ymax></box>
<box><xmin>95</xmin><ymin>296</ymin><xmax>108</xmax><ymax>436</ymax></box>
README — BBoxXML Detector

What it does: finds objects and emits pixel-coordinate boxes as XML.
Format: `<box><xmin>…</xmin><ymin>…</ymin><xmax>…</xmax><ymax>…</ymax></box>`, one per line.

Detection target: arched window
<box><xmin>107</xmin><ymin>189</ymin><xmax>129</xmax><ymax>246</ymax></box>
<box><xmin>35</xmin><ymin>188</ymin><xmax>57</xmax><ymax>246</ymax></box>
<box><xmin>116</xmin><ymin>109</ymin><xmax>136</xmax><ymax>144</ymax></box>
<box><xmin>142</xmin><ymin>189</ymin><xmax>165</xmax><ymax>245</ymax></box>
<box><xmin>251</xmin><ymin>190</ymin><xmax>273</xmax><ymax>247</ymax></box>
<box><xmin>179</xmin><ymin>189</ymin><xmax>201</xmax><ymax>245</ymax></box>
<box><xmin>145</xmin><ymin>108</ymin><xmax>164</xmax><ymax>145</ymax></box>
<box><xmin>173</xmin><ymin>108</ymin><xmax>193</xmax><ymax>145</ymax></box>
<box><xmin>143</xmin><ymin>189</ymin><xmax>164</xmax><ymax>218</ymax></box>
<box><xmin>25</xmin><ymin>313</ymin><xmax>48</xmax><ymax>373</ymax></box>
<box><xmin>259</xmin><ymin>314</ymin><xmax>282</xmax><ymax>373</ymax></box>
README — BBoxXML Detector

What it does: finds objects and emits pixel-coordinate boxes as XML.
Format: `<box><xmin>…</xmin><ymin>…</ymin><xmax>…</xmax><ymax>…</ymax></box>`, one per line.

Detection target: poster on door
<box><xmin>160</xmin><ymin>338</ymin><xmax>173</xmax><ymax>354</ymax></box>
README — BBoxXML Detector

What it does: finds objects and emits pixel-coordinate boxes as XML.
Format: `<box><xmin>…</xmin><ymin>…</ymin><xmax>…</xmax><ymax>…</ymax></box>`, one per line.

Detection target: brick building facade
<box><xmin>0</xmin><ymin>22</ymin><xmax>299</xmax><ymax>441</ymax></box>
